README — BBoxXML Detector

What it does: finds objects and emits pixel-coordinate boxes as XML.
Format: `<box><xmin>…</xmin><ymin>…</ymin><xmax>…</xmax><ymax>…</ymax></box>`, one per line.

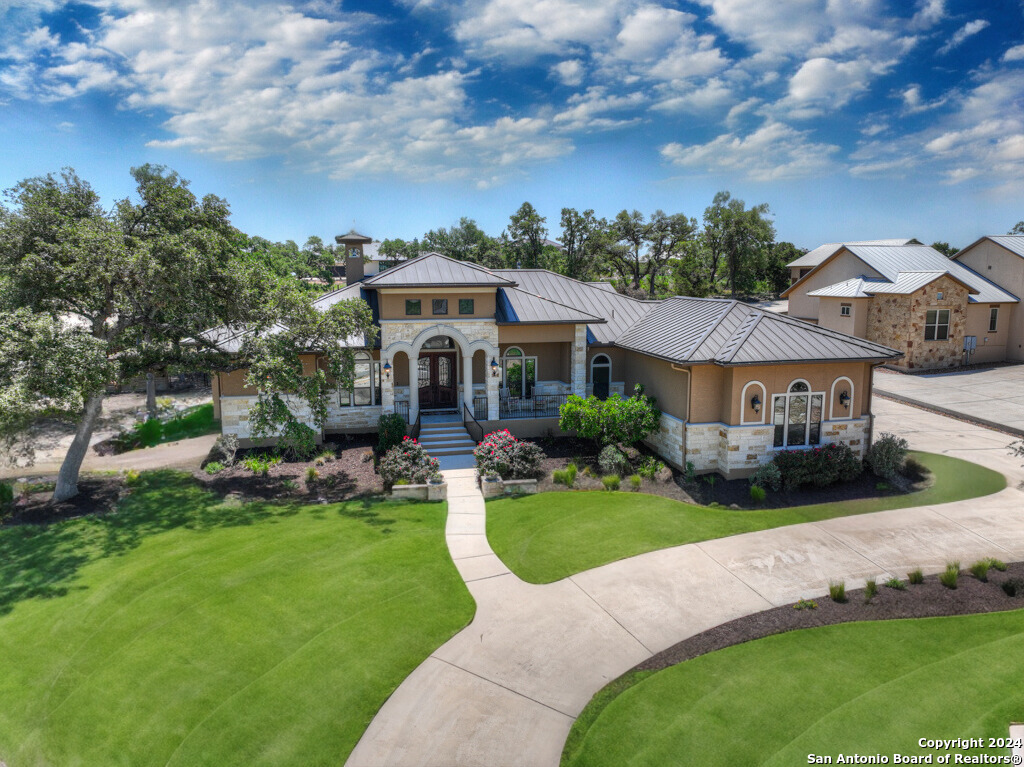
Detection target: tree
<box><xmin>931</xmin><ymin>241</ymin><xmax>958</xmax><ymax>257</ymax></box>
<box><xmin>1010</xmin><ymin>222</ymin><xmax>1024</xmax><ymax>235</ymax></box>
<box><xmin>559</xmin><ymin>208</ymin><xmax>606</xmax><ymax>281</ymax></box>
<box><xmin>701</xmin><ymin>191</ymin><xmax>775</xmax><ymax>298</ymax></box>
<box><xmin>607</xmin><ymin>209</ymin><xmax>696</xmax><ymax>297</ymax></box>
<box><xmin>422</xmin><ymin>218</ymin><xmax>503</xmax><ymax>267</ymax></box>
<box><xmin>504</xmin><ymin>202</ymin><xmax>547</xmax><ymax>268</ymax></box>
<box><xmin>0</xmin><ymin>167</ymin><xmax>278</xmax><ymax>501</ymax></box>
<box><xmin>379</xmin><ymin>237</ymin><xmax>421</xmax><ymax>262</ymax></box>
<box><xmin>557</xmin><ymin>385</ymin><xmax>661</xmax><ymax>448</ymax></box>
<box><xmin>764</xmin><ymin>242</ymin><xmax>805</xmax><ymax>293</ymax></box>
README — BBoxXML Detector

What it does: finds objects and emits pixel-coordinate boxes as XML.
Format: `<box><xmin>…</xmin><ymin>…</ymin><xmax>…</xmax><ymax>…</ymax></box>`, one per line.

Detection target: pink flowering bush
<box><xmin>772</xmin><ymin>442</ymin><xmax>862</xmax><ymax>491</ymax></box>
<box><xmin>473</xmin><ymin>429</ymin><xmax>545</xmax><ymax>479</ymax></box>
<box><xmin>380</xmin><ymin>437</ymin><xmax>440</xmax><ymax>487</ymax></box>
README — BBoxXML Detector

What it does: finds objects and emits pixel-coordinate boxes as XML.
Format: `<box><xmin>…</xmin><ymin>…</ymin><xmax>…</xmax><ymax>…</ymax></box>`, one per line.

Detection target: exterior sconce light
<box><xmin>750</xmin><ymin>394</ymin><xmax>761</xmax><ymax>414</ymax></box>
<box><xmin>839</xmin><ymin>390</ymin><xmax>850</xmax><ymax>409</ymax></box>
<box><xmin>490</xmin><ymin>357</ymin><xmax>500</xmax><ymax>377</ymax></box>
<box><xmin>383</xmin><ymin>360</ymin><xmax>392</xmax><ymax>380</ymax></box>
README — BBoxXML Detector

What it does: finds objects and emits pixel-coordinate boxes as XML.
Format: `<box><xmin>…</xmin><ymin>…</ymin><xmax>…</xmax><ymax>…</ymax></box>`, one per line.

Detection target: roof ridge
<box><xmin>767</xmin><ymin>311</ymin><xmax>899</xmax><ymax>354</ymax></box>
<box><xmin>363</xmin><ymin>251</ymin><xmax>511</xmax><ymax>285</ymax></box>
<box><xmin>502</xmin><ymin>285</ymin><xmax>605</xmax><ymax>323</ymax></box>
<box><xmin>715</xmin><ymin>309</ymin><xmax>763</xmax><ymax>363</ymax></box>
<box><xmin>496</xmin><ymin>267</ymin><xmax>654</xmax><ymax>304</ymax></box>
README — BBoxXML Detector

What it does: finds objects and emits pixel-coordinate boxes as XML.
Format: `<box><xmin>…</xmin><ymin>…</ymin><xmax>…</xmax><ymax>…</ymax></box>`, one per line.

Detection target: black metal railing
<box><xmin>472</xmin><ymin>396</ymin><xmax>487</xmax><ymax>421</ymax></box>
<box><xmin>411</xmin><ymin>410</ymin><xmax>422</xmax><ymax>441</ymax></box>
<box><xmin>499</xmin><ymin>393</ymin><xmax>567</xmax><ymax>420</ymax></box>
<box><xmin>394</xmin><ymin>401</ymin><xmax>410</xmax><ymax>423</ymax></box>
<box><xmin>464</xmin><ymin>403</ymin><xmax>484</xmax><ymax>444</ymax></box>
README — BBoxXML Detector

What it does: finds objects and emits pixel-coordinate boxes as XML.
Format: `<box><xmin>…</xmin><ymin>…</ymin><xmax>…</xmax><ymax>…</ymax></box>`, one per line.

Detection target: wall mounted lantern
<box><xmin>750</xmin><ymin>394</ymin><xmax>761</xmax><ymax>414</ymax></box>
<box><xmin>839</xmin><ymin>390</ymin><xmax>850</xmax><ymax>409</ymax></box>
<box><xmin>383</xmin><ymin>360</ymin><xmax>392</xmax><ymax>380</ymax></box>
<box><xmin>490</xmin><ymin>357</ymin><xmax>500</xmax><ymax>377</ymax></box>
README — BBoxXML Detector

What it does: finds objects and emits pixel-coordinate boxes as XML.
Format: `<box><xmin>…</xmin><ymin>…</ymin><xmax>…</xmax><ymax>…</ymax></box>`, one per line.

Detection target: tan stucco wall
<box><xmin>955</xmin><ymin>240</ymin><xmax>1024</xmax><ymax>361</ymax></box>
<box><xmin>498</xmin><ymin>341</ymin><xmax>569</xmax><ymax>383</ymax></box>
<box><xmin>689</xmin><ymin>365</ymin><xmax>727</xmax><ymax>423</ymax></box>
<box><xmin>378</xmin><ymin>289</ymin><xmax>496</xmax><ymax>320</ymax></box>
<box><xmin>786</xmin><ymin>249</ymin><xmax>886</xmax><ymax>321</ymax></box>
<box><xmin>219</xmin><ymin>368</ymin><xmax>256</xmax><ymax>396</ymax></box>
<box><xmin>619</xmin><ymin>351</ymin><xmax>689</xmax><ymax>420</ymax></box>
<box><xmin>866</xmin><ymin>276</ymin><xmax>967</xmax><ymax>370</ymax></box>
<box><xmin>964</xmin><ymin>302</ymin><xmax>1011</xmax><ymax>364</ymax></box>
<box><xmin>817</xmin><ymin>296</ymin><xmax>869</xmax><ymax>338</ymax></box>
<box><xmin>499</xmin><ymin>324</ymin><xmax>575</xmax><ymax>344</ymax></box>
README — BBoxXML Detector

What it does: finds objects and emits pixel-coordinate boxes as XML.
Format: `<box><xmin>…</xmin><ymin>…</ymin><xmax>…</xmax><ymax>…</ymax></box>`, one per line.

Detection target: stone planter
<box><xmin>480</xmin><ymin>477</ymin><xmax>539</xmax><ymax>498</ymax></box>
<box><xmin>427</xmin><ymin>479</ymin><xmax>447</xmax><ymax>501</ymax></box>
<box><xmin>389</xmin><ymin>482</ymin><xmax>447</xmax><ymax>501</ymax></box>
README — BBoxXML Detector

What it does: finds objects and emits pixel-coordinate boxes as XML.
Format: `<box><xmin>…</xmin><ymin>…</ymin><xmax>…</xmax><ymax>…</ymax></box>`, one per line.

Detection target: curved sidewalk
<box><xmin>347</xmin><ymin>399</ymin><xmax>1024</xmax><ymax>767</ymax></box>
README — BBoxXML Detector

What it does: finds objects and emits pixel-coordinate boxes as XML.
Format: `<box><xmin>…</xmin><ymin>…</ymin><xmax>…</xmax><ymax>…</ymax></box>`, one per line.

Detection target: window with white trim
<box><xmin>840</xmin><ymin>303</ymin><xmax>851</xmax><ymax>317</ymax></box>
<box><xmin>338</xmin><ymin>352</ymin><xmax>381</xmax><ymax>407</ymax></box>
<box><xmin>989</xmin><ymin>306</ymin><xmax>999</xmax><ymax>333</ymax></box>
<box><xmin>772</xmin><ymin>380</ymin><xmax>823</xmax><ymax>448</ymax></box>
<box><xmin>924</xmin><ymin>309</ymin><xmax>950</xmax><ymax>341</ymax></box>
<box><xmin>502</xmin><ymin>347</ymin><xmax>536</xmax><ymax>398</ymax></box>
<box><xmin>591</xmin><ymin>354</ymin><xmax>611</xmax><ymax>399</ymax></box>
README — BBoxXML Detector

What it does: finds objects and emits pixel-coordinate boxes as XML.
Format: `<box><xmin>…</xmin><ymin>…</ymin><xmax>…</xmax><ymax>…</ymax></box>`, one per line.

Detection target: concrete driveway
<box><xmin>875</xmin><ymin>364</ymin><xmax>1024</xmax><ymax>437</ymax></box>
<box><xmin>348</xmin><ymin>398</ymin><xmax>1024</xmax><ymax>767</ymax></box>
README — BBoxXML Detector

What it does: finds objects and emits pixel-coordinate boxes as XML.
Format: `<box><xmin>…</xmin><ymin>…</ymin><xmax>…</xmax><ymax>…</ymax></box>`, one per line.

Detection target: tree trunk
<box><xmin>53</xmin><ymin>394</ymin><xmax>104</xmax><ymax>502</ymax></box>
<box><xmin>146</xmin><ymin>372</ymin><xmax>157</xmax><ymax>419</ymax></box>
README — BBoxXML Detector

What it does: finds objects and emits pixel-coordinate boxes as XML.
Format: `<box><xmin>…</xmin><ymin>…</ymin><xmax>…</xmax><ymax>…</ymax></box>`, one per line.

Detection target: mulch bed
<box><xmin>636</xmin><ymin>561</ymin><xmax>1024</xmax><ymax>673</ymax></box>
<box><xmin>2</xmin><ymin>476</ymin><xmax>127</xmax><ymax>527</ymax></box>
<box><xmin>533</xmin><ymin>437</ymin><xmax>927</xmax><ymax>509</ymax></box>
<box><xmin>194</xmin><ymin>434</ymin><xmax>384</xmax><ymax>502</ymax></box>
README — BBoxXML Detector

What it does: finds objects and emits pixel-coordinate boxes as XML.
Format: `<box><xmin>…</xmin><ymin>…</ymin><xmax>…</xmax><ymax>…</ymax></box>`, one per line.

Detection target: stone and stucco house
<box><xmin>783</xmin><ymin>242</ymin><xmax>1018</xmax><ymax>370</ymax></box>
<box><xmin>211</xmin><ymin>235</ymin><xmax>902</xmax><ymax>478</ymax></box>
<box><xmin>951</xmin><ymin>235</ymin><xmax>1024</xmax><ymax>362</ymax></box>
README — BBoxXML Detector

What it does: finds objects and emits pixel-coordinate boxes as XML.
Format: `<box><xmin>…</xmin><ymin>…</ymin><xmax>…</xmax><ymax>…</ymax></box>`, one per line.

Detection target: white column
<box><xmin>408</xmin><ymin>354</ymin><xmax>419</xmax><ymax>423</ymax></box>
<box><xmin>571</xmin><ymin>324</ymin><xmax>587</xmax><ymax>397</ymax></box>
<box><xmin>462</xmin><ymin>352</ymin><xmax>473</xmax><ymax>413</ymax></box>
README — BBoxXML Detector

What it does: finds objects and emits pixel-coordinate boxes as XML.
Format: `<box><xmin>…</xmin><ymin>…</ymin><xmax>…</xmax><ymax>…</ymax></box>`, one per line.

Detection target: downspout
<box><xmin>866</xmin><ymin>362</ymin><xmax>881</xmax><ymax>450</ymax></box>
<box><xmin>671</xmin><ymin>364</ymin><xmax>691</xmax><ymax>466</ymax></box>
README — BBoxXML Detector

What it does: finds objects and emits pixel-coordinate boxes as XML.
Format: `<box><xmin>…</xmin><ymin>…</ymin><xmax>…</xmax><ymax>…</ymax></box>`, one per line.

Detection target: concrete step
<box><xmin>420</xmin><ymin>427</ymin><xmax>468</xmax><ymax>437</ymax></box>
<box><xmin>420</xmin><ymin>439</ymin><xmax>476</xmax><ymax>450</ymax></box>
<box><xmin>427</xmin><ymin>445</ymin><xmax>478</xmax><ymax>456</ymax></box>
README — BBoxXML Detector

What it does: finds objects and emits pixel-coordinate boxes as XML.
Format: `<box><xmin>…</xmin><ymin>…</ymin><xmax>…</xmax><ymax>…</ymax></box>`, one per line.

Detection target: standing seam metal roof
<box><xmin>787</xmin><ymin>239</ymin><xmax>921</xmax><ymax>269</ymax></box>
<box><xmin>495</xmin><ymin>287</ymin><xmax>605</xmax><ymax>324</ymax></box>
<box><xmin>363</xmin><ymin>252</ymin><xmax>516</xmax><ymax>287</ymax></box>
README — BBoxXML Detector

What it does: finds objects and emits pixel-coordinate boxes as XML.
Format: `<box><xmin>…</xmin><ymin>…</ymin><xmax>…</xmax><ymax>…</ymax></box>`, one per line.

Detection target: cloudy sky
<box><xmin>1</xmin><ymin>0</ymin><xmax>1023</xmax><ymax>250</ymax></box>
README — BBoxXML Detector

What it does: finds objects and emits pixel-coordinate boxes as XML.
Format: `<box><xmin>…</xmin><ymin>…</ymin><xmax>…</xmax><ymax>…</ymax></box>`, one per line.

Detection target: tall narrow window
<box><xmin>591</xmin><ymin>354</ymin><xmax>611</xmax><ymax>400</ymax></box>
<box><xmin>772</xmin><ymin>380</ymin><xmax>823</xmax><ymax>448</ymax></box>
<box><xmin>339</xmin><ymin>352</ymin><xmax>378</xmax><ymax>407</ymax></box>
<box><xmin>924</xmin><ymin>309</ymin><xmax>950</xmax><ymax>341</ymax></box>
<box><xmin>502</xmin><ymin>347</ymin><xmax>536</xmax><ymax>398</ymax></box>
<box><xmin>989</xmin><ymin>306</ymin><xmax>999</xmax><ymax>332</ymax></box>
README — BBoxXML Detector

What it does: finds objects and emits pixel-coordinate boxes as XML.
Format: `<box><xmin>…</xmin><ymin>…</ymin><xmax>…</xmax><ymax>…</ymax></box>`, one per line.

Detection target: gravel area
<box><xmin>636</xmin><ymin>561</ymin><xmax>1024</xmax><ymax>673</ymax></box>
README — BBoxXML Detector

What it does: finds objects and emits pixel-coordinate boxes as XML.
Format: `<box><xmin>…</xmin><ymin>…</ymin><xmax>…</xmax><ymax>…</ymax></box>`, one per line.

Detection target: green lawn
<box><xmin>0</xmin><ymin>472</ymin><xmax>474</xmax><ymax>766</ymax></box>
<box><xmin>563</xmin><ymin>609</ymin><xmax>1024</xmax><ymax>767</ymax></box>
<box><xmin>488</xmin><ymin>452</ymin><xmax>1005</xmax><ymax>583</ymax></box>
<box><xmin>117</xmin><ymin>403</ymin><xmax>220</xmax><ymax>450</ymax></box>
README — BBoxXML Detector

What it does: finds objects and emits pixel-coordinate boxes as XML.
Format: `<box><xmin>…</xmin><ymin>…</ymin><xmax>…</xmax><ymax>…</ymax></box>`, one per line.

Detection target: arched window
<box><xmin>502</xmin><ymin>346</ymin><xmax>536</xmax><ymax>398</ymax></box>
<box><xmin>772</xmin><ymin>379</ymin><xmax>824</xmax><ymax>448</ymax></box>
<box><xmin>339</xmin><ymin>351</ymin><xmax>380</xmax><ymax>407</ymax></box>
<box><xmin>591</xmin><ymin>354</ymin><xmax>611</xmax><ymax>400</ymax></box>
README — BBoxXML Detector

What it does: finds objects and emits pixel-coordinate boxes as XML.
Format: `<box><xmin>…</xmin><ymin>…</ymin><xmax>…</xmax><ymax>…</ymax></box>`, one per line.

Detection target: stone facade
<box><xmin>571</xmin><ymin>324</ymin><xmax>587</xmax><ymax>397</ymax></box>
<box><xmin>220</xmin><ymin>394</ymin><xmax>317</xmax><ymax>442</ymax></box>
<box><xmin>380</xmin><ymin>319</ymin><xmax>498</xmax><ymax>349</ymax></box>
<box><xmin>685</xmin><ymin>417</ymin><xmax>871</xmax><ymax>478</ymax></box>
<box><xmin>866</xmin><ymin>276</ymin><xmax>968</xmax><ymax>370</ymax></box>
<box><xmin>324</xmin><ymin>404</ymin><xmax>382</xmax><ymax>433</ymax></box>
<box><xmin>644</xmin><ymin>412</ymin><xmax>686</xmax><ymax>469</ymax></box>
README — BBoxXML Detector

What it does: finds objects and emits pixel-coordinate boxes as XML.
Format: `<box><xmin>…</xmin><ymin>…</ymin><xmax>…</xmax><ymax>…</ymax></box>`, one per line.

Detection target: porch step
<box><xmin>418</xmin><ymin>423</ymin><xmax>476</xmax><ymax>458</ymax></box>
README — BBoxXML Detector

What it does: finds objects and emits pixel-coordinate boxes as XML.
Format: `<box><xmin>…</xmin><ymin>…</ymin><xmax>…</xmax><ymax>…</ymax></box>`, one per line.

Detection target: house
<box><xmin>783</xmin><ymin>242</ymin><xmax>1018</xmax><ymax>370</ymax></box>
<box><xmin>787</xmin><ymin>239</ymin><xmax>921</xmax><ymax>285</ymax></box>
<box><xmin>210</xmin><ymin>234</ymin><xmax>902</xmax><ymax>479</ymax></box>
<box><xmin>329</xmin><ymin>230</ymin><xmax>401</xmax><ymax>282</ymax></box>
<box><xmin>950</xmin><ymin>235</ymin><xmax>1024</xmax><ymax>362</ymax></box>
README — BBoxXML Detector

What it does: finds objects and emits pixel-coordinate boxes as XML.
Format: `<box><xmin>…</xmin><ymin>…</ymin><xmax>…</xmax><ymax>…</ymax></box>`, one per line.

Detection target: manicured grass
<box><xmin>0</xmin><ymin>472</ymin><xmax>474</xmax><ymax>766</ymax></box>
<box><xmin>488</xmin><ymin>452</ymin><xmax>1005</xmax><ymax>583</ymax></box>
<box><xmin>117</xmin><ymin>403</ymin><xmax>220</xmax><ymax>449</ymax></box>
<box><xmin>563</xmin><ymin>609</ymin><xmax>1024</xmax><ymax>767</ymax></box>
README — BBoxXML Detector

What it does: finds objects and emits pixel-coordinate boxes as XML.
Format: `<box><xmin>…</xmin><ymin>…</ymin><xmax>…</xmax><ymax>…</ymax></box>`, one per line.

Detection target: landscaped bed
<box><xmin>0</xmin><ymin>471</ymin><xmax>474</xmax><ymax>766</ymax></box>
<box><xmin>563</xmin><ymin>563</ymin><xmax>1024</xmax><ymax>767</ymax></box>
<box><xmin>488</xmin><ymin>451</ymin><xmax>1006</xmax><ymax>583</ymax></box>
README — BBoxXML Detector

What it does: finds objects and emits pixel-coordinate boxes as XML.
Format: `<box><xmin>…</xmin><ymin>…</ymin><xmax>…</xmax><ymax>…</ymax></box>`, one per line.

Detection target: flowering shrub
<box><xmin>473</xmin><ymin>429</ymin><xmax>545</xmax><ymax>479</ymax></box>
<box><xmin>380</xmin><ymin>437</ymin><xmax>440</xmax><ymax>487</ymax></box>
<box><xmin>771</xmin><ymin>442</ymin><xmax>862</xmax><ymax>491</ymax></box>
<box><xmin>866</xmin><ymin>431</ymin><xmax>909</xmax><ymax>480</ymax></box>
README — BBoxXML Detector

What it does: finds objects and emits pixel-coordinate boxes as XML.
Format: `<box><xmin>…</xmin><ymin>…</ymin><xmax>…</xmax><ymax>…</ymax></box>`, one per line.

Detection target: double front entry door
<box><xmin>418</xmin><ymin>353</ymin><xmax>457</xmax><ymax>409</ymax></box>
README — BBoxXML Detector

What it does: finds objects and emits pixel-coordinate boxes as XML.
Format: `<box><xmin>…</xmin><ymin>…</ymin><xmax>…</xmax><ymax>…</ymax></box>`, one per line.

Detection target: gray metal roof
<box><xmin>496</xmin><ymin>287</ymin><xmax>604</xmax><ymax>325</ymax></box>
<box><xmin>955</xmin><ymin>235</ymin><xmax>1024</xmax><ymax>260</ymax></box>
<box><xmin>788</xmin><ymin>239</ymin><xmax>921</xmax><ymax>268</ymax></box>
<box><xmin>495</xmin><ymin>269</ymin><xmax>655</xmax><ymax>342</ymax></box>
<box><xmin>806</xmin><ymin>277</ymin><xmax>875</xmax><ymax>298</ymax></box>
<box><xmin>614</xmin><ymin>297</ymin><xmax>901</xmax><ymax>365</ymax></box>
<box><xmin>364</xmin><ymin>252</ymin><xmax>516</xmax><ymax>288</ymax></box>
<box><xmin>867</xmin><ymin>270</ymin><xmax>975</xmax><ymax>295</ymax></box>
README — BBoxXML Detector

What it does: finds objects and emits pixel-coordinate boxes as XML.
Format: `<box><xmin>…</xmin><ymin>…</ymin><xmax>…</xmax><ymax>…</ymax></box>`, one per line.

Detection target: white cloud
<box><xmin>1003</xmin><ymin>44</ymin><xmax>1024</xmax><ymax>62</ymax></box>
<box><xmin>900</xmin><ymin>83</ymin><xmax>947</xmax><ymax>113</ymax></box>
<box><xmin>551</xmin><ymin>58</ymin><xmax>585</xmax><ymax>86</ymax></box>
<box><xmin>694</xmin><ymin>0</ymin><xmax>829</xmax><ymax>60</ymax></box>
<box><xmin>553</xmin><ymin>86</ymin><xmax>645</xmax><ymax>130</ymax></box>
<box><xmin>782</xmin><ymin>56</ymin><xmax>894</xmax><ymax>115</ymax></box>
<box><xmin>654</xmin><ymin>78</ymin><xmax>734</xmax><ymax>112</ymax></box>
<box><xmin>660</xmin><ymin>120</ymin><xmax>839</xmax><ymax>180</ymax></box>
<box><xmin>937</xmin><ymin>19</ymin><xmax>990</xmax><ymax>55</ymax></box>
<box><xmin>909</xmin><ymin>0</ymin><xmax>945</xmax><ymax>30</ymax></box>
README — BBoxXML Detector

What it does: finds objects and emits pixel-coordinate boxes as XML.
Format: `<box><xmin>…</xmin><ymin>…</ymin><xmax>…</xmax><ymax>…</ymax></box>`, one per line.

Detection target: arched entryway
<box><xmin>417</xmin><ymin>336</ymin><xmax>459</xmax><ymax>411</ymax></box>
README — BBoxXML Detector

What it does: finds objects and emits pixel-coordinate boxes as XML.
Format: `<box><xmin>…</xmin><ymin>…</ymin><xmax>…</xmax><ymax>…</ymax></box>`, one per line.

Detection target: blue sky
<box><xmin>1</xmin><ymin>0</ymin><xmax>1023</xmax><ymax>251</ymax></box>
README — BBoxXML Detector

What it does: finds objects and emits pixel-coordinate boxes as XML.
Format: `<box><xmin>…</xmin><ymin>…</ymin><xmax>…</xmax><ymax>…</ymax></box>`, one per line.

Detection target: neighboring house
<box><xmin>329</xmin><ymin>230</ymin><xmax>401</xmax><ymax>283</ymax></box>
<box><xmin>951</xmin><ymin>236</ymin><xmax>1024</xmax><ymax>362</ymax></box>
<box><xmin>787</xmin><ymin>239</ymin><xmax>921</xmax><ymax>286</ymax></box>
<box><xmin>210</xmin><ymin>235</ymin><xmax>901</xmax><ymax>479</ymax></box>
<box><xmin>783</xmin><ymin>243</ymin><xmax>1018</xmax><ymax>370</ymax></box>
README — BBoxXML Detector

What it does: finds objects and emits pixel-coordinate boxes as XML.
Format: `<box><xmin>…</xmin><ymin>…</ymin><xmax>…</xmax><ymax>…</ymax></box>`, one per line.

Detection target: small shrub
<box><xmin>123</xmin><ymin>469</ymin><xmax>142</xmax><ymax>485</ymax></box>
<box><xmin>393</xmin><ymin>478</ymin><xmax>410</xmax><ymax>486</ymax></box>
<box><xmin>315</xmin><ymin>448</ymin><xmax>336</xmax><ymax>462</ymax></box>
<box><xmin>793</xmin><ymin>598</ymin><xmax>817</xmax><ymax>610</ymax></box>
<box><xmin>684</xmin><ymin>461</ymin><xmax>697</xmax><ymax>483</ymax></box>
<box><xmin>749</xmin><ymin>462</ymin><xmax>782</xmax><ymax>492</ymax></box>
<box><xmin>305</xmin><ymin>466</ymin><xmax>320</xmax><ymax>483</ymax></box>
<box><xmin>970</xmin><ymin>559</ymin><xmax>991</xmax><ymax>582</ymax></box>
<box><xmin>314</xmin><ymin>456</ymin><xmax>327</xmax><ymax>467</ymax></box>
<box><xmin>749</xmin><ymin>485</ymin><xmax>767</xmax><ymax>505</ymax></box>
<box><xmin>552</xmin><ymin>469</ymin><xmax>569</xmax><ymax>486</ymax></box>
<box><xmin>908</xmin><ymin>568</ymin><xmax>924</xmax><ymax>585</ymax></box>
<box><xmin>601</xmin><ymin>474</ymin><xmax>621</xmax><ymax>491</ymax></box>
<box><xmin>864</xmin><ymin>577</ymin><xmax>878</xmax><ymax>603</ymax></box>
<box><xmin>901</xmin><ymin>456</ymin><xmax>928</xmax><ymax>480</ymax></box>
<box><xmin>565</xmin><ymin>463</ymin><xmax>578</xmax><ymax>486</ymax></box>
<box><xmin>278</xmin><ymin>421</ymin><xmax>319</xmax><ymax>461</ymax></box>
<box><xmin>1001</xmin><ymin>578</ymin><xmax>1024</xmax><ymax>597</ymax></box>
<box><xmin>243</xmin><ymin>454</ymin><xmax>280</xmax><ymax>476</ymax></box>
<box><xmin>987</xmin><ymin>558</ymin><xmax>1007</xmax><ymax>572</ymax></box>
<box><xmin>474</xmin><ymin>430</ymin><xmax>544</xmax><ymax>479</ymax></box>
<box><xmin>939</xmin><ymin>564</ymin><xmax>959</xmax><ymax>590</ymax></box>
<box><xmin>866</xmin><ymin>432</ymin><xmax>909</xmax><ymax>480</ymax></box>
<box><xmin>582</xmin><ymin>466</ymin><xmax>593</xmax><ymax>478</ymax></box>
<box><xmin>598</xmin><ymin>444</ymin><xmax>631</xmax><ymax>475</ymax></box>
<box><xmin>884</xmin><ymin>577</ymin><xmax>906</xmax><ymax>590</ymax></box>
<box><xmin>377</xmin><ymin>413</ymin><xmax>407</xmax><ymax>455</ymax></box>
<box><xmin>282</xmin><ymin>479</ymin><xmax>298</xmax><ymax>491</ymax></box>
<box><xmin>773</xmin><ymin>443</ymin><xmax>862</xmax><ymax>491</ymax></box>
<box><xmin>429</xmin><ymin>472</ymin><xmax>444</xmax><ymax>484</ymax></box>
<box><xmin>629</xmin><ymin>474</ymin><xmax>643</xmax><ymax>491</ymax></box>
<box><xmin>829</xmin><ymin>580</ymin><xmax>847</xmax><ymax>603</ymax></box>
<box><xmin>637</xmin><ymin>456</ymin><xmax>664</xmax><ymax>479</ymax></box>
<box><xmin>875</xmin><ymin>482</ymin><xmax>890</xmax><ymax>491</ymax></box>
<box><xmin>204</xmin><ymin>461</ymin><xmax>225</xmax><ymax>475</ymax></box>
<box><xmin>0</xmin><ymin>482</ymin><xmax>14</xmax><ymax>508</ymax></box>
<box><xmin>381</xmin><ymin>438</ymin><xmax>440</xmax><ymax>487</ymax></box>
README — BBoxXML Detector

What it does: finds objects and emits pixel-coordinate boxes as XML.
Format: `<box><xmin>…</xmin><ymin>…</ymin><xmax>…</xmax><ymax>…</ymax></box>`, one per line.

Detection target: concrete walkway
<box><xmin>347</xmin><ymin>400</ymin><xmax>1024</xmax><ymax>767</ymax></box>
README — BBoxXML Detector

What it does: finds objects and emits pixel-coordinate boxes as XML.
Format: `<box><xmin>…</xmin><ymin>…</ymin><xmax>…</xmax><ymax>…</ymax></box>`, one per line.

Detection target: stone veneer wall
<box><xmin>220</xmin><ymin>395</ymin><xmax>317</xmax><ymax>442</ymax></box>
<box><xmin>380</xmin><ymin>319</ymin><xmax>499</xmax><ymax>348</ymax></box>
<box><xmin>643</xmin><ymin>412</ymin><xmax>686</xmax><ymax>469</ymax></box>
<box><xmin>684</xmin><ymin>418</ymin><xmax>871</xmax><ymax>478</ymax></box>
<box><xmin>571</xmin><ymin>325</ymin><xmax>587</xmax><ymax>397</ymax></box>
<box><xmin>324</xmin><ymin>404</ymin><xmax>382</xmax><ymax>432</ymax></box>
<box><xmin>866</xmin><ymin>277</ymin><xmax>968</xmax><ymax>370</ymax></box>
